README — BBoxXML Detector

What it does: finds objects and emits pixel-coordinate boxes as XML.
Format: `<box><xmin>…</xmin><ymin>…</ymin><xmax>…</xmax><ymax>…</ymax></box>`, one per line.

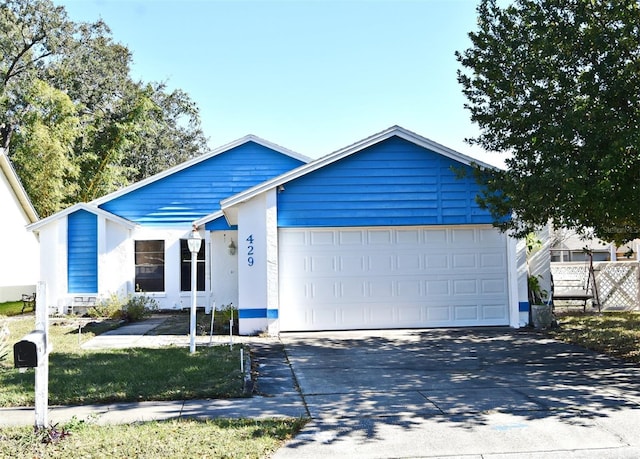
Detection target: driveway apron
<box><xmin>275</xmin><ymin>328</ymin><xmax>640</xmax><ymax>459</ymax></box>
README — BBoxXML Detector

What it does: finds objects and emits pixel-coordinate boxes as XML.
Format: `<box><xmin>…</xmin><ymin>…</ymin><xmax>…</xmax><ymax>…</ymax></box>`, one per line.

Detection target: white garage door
<box><xmin>278</xmin><ymin>226</ymin><xmax>510</xmax><ymax>331</ymax></box>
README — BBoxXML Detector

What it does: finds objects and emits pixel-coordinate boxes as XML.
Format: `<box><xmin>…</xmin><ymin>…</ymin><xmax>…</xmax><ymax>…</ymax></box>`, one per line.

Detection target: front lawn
<box><xmin>0</xmin><ymin>316</ymin><xmax>246</xmax><ymax>407</ymax></box>
<box><xmin>0</xmin><ymin>300</ymin><xmax>31</xmax><ymax>316</ymax></box>
<box><xmin>0</xmin><ymin>418</ymin><xmax>307</xmax><ymax>459</ymax></box>
<box><xmin>549</xmin><ymin>311</ymin><xmax>640</xmax><ymax>363</ymax></box>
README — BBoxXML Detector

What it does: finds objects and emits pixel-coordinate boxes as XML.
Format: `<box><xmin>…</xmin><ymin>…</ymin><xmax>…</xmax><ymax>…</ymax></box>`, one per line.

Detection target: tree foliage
<box><xmin>456</xmin><ymin>0</ymin><xmax>640</xmax><ymax>245</ymax></box>
<box><xmin>10</xmin><ymin>79</ymin><xmax>80</xmax><ymax>217</ymax></box>
<box><xmin>0</xmin><ymin>0</ymin><xmax>210</xmax><ymax>216</ymax></box>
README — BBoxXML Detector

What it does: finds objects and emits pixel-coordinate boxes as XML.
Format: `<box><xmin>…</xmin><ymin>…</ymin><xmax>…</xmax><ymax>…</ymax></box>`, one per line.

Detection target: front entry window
<box><xmin>135</xmin><ymin>240</ymin><xmax>165</xmax><ymax>292</ymax></box>
<box><xmin>180</xmin><ymin>239</ymin><xmax>205</xmax><ymax>291</ymax></box>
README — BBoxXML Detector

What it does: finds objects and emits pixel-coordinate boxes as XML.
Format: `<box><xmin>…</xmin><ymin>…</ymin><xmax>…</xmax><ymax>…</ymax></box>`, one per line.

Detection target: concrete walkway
<box><xmin>0</xmin><ymin>316</ymin><xmax>308</xmax><ymax>427</ymax></box>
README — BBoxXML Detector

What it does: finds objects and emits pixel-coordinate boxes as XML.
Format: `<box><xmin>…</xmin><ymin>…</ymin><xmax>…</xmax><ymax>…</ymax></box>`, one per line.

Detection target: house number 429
<box><xmin>246</xmin><ymin>234</ymin><xmax>254</xmax><ymax>267</ymax></box>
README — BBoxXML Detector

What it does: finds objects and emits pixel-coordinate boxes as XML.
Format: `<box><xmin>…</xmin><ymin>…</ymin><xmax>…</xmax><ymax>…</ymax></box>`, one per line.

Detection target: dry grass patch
<box><xmin>549</xmin><ymin>311</ymin><xmax>640</xmax><ymax>363</ymax></box>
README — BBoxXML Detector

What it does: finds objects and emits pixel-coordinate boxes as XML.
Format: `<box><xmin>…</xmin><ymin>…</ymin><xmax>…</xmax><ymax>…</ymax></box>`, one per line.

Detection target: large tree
<box><xmin>0</xmin><ymin>0</ymin><xmax>74</xmax><ymax>148</ymax></box>
<box><xmin>456</xmin><ymin>0</ymin><xmax>640</xmax><ymax>246</ymax></box>
<box><xmin>1</xmin><ymin>0</ymin><xmax>210</xmax><ymax>216</ymax></box>
<box><xmin>10</xmin><ymin>78</ymin><xmax>80</xmax><ymax>217</ymax></box>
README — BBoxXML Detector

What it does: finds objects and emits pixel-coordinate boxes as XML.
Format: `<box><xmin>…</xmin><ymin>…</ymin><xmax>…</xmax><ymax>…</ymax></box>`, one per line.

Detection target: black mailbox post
<box><xmin>14</xmin><ymin>330</ymin><xmax>47</xmax><ymax>368</ymax></box>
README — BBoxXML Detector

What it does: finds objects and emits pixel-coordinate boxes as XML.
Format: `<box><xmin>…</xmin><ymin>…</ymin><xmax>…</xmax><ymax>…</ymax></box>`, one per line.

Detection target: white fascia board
<box><xmin>195</xmin><ymin>208</ymin><xmax>237</xmax><ymax>228</ymax></box>
<box><xmin>193</xmin><ymin>210</ymin><xmax>225</xmax><ymax>228</ymax></box>
<box><xmin>27</xmin><ymin>203</ymin><xmax>137</xmax><ymax>233</ymax></box>
<box><xmin>0</xmin><ymin>149</ymin><xmax>39</xmax><ymax>223</ymax></box>
<box><xmin>220</xmin><ymin>125</ymin><xmax>499</xmax><ymax>211</ymax></box>
<box><xmin>90</xmin><ymin>135</ymin><xmax>310</xmax><ymax>206</ymax></box>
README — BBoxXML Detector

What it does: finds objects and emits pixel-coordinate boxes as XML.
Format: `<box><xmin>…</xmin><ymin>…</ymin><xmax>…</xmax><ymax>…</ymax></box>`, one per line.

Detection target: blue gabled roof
<box><xmin>220</xmin><ymin>126</ymin><xmax>499</xmax><ymax>227</ymax></box>
<box><xmin>276</xmin><ymin>135</ymin><xmax>495</xmax><ymax>227</ymax></box>
<box><xmin>96</xmin><ymin>136</ymin><xmax>308</xmax><ymax>226</ymax></box>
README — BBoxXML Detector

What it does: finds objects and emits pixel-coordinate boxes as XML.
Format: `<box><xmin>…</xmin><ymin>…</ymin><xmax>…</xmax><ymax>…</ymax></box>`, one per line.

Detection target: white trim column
<box><xmin>507</xmin><ymin>235</ymin><xmax>528</xmax><ymax>328</ymax></box>
<box><xmin>265</xmin><ymin>189</ymin><xmax>280</xmax><ymax>335</ymax></box>
<box><xmin>237</xmin><ymin>194</ymin><xmax>269</xmax><ymax>335</ymax></box>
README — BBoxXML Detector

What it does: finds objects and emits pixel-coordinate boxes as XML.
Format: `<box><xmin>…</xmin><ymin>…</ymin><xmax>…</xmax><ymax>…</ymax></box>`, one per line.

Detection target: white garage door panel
<box><xmin>279</xmin><ymin>227</ymin><xmax>510</xmax><ymax>331</ymax></box>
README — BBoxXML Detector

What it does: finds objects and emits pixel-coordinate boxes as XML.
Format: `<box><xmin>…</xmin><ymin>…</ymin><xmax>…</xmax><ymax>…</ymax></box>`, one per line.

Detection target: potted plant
<box><xmin>528</xmin><ymin>274</ymin><xmax>554</xmax><ymax>328</ymax></box>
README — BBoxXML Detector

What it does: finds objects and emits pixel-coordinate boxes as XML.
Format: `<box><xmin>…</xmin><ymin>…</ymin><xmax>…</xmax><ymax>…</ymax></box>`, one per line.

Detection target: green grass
<box><xmin>549</xmin><ymin>311</ymin><xmax>640</xmax><ymax>363</ymax></box>
<box><xmin>0</xmin><ymin>317</ymin><xmax>246</xmax><ymax>407</ymax></box>
<box><xmin>0</xmin><ymin>300</ymin><xmax>32</xmax><ymax>316</ymax></box>
<box><xmin>0</xmin><ymin>314</ymin><xmax>309</xmax><ymax>457</ymax></box>
<box><xmin>0</xmin><ymin>418</ymin><xmax>308</xmax><ymax>459</ymax></box>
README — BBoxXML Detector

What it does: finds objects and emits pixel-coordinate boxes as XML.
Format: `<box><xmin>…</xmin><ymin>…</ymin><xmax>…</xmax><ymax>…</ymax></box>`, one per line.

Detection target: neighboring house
<box><xmin>28</xmin><ymin>127</ymin><xmax>530</xmax><ymax>333</ymax></box>
<box><xmin>0</xmin><ymin>148</ymin><xmax>40</xmax><ymax>303</ymax></box>
<box><xmin>550</xmin><ymin>228</ymin><xmax>639</xmax><ymax>262</ymax></box>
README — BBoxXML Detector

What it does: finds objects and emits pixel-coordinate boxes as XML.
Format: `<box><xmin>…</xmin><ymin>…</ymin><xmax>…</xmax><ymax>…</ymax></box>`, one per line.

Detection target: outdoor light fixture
<box><xmin>188</xmin><ymin>227</ymin><xmax>202</xmax><ymax>354</ymax></box>
<box><xmin>228</xmin><ymin>239</ymin><xmax>236</xmax><ymax>255</ymax></box>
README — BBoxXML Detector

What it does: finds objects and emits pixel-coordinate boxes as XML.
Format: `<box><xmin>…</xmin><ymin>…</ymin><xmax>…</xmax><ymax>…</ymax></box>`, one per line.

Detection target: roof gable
<box><xmin>0</xmin><ymin>148</ymin><xmax>38</xmax><ymax>223</ymax></box>
<box><xmin>277</xmin><ymin>135</ymin><xmax>494</xmax><ymax>227</ymax></box>
<box><xmin>92</xmin><ymin>135</ymin><xmax>309</xmax><ymax>206</ymax></box>
<box><xmin>27</xmin><ymin>203</ymin><xmax>136</xmax><ymax>233</ymax></box>
<box><xmin>98</xmin><ymin>137</ymin><xmax>308</xmax><ymax>226</ymax></box>
<box><xmin>220</xmin><ymin>126</ymin><xmax>497</xmax><ymax>220</ymax></box>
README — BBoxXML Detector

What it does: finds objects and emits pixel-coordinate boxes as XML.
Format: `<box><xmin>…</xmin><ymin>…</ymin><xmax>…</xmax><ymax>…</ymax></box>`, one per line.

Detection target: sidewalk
<box><xmin>1</xmin><ymin>397</ymin><xmax>308</xmax><ymax>427</ymax></box>
<box><xmin>0</xmin><ymin>317</ymin><xmax>308</xmax><ymax>427</ymax></box>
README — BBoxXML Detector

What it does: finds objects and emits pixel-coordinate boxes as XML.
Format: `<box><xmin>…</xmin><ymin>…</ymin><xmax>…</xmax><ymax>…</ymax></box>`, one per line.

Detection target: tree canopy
<box><xmin>0</xmin><ymin>0</ymin><xmax>210</xmax><ymax>217</ymax></box>
<box><xmin>456</xmin><ymin>0</ymin><xmax>640</xmax><ymax>246</ymax></box>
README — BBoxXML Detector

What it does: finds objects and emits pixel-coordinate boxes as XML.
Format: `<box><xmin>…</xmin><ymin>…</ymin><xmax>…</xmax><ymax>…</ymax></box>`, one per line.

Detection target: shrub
<box><xmin>123</xmin><ymin>295</ymin><xmax>158</xmax><ymax>322</ymax></box>
<box><xmin>87</xmin><ymin>293</ymin><xmax>124</xmax><ymax>319</ymax></box>
<box><xmin>88</xmin><ymin>294</ymin><xmax>158</xmax><ymax>322</ymax></box>
<box><xmin>214</xmin><ymin>303</ymin><xmax>239</xmax><ymax>334</ymax></box>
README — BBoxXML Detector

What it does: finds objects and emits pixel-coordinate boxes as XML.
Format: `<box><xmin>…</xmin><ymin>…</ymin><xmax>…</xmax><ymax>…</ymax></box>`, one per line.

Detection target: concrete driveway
<box><xmin>274</xmin><ymin>328</ymin><xmax>640</xmax><ymax>458</ymax></box>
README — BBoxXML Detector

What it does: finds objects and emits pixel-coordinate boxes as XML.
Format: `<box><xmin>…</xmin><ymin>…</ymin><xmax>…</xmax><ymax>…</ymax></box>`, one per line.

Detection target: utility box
<box><xmin>14</xmin><ymin>330</ymin><xmax>47</xmax><ymax>368</ymax></box>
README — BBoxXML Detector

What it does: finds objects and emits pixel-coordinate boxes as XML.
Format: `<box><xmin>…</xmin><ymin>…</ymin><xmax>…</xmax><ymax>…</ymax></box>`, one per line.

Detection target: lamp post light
<box><xmin>187</xmin><ymin>227</ymin><xmax>202</xmax><ymax>354</ymax></box>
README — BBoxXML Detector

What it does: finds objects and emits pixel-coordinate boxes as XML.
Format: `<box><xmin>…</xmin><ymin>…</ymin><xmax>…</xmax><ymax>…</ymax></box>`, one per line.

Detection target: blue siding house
<box><xmin>29</xmin><ymin>127</ymin><xmax>529</xmax><ymax>332</ymax></box>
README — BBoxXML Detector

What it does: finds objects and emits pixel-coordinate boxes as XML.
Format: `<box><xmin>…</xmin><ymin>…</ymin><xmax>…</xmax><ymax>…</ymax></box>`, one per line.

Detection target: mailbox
<box><xmin>14</xmin><ymin>330</ymin><xmax>47</xmax><ymax>368</ymax></box>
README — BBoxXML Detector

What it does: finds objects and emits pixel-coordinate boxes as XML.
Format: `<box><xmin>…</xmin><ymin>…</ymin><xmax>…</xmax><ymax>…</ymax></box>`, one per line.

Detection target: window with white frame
<box><xmin>180</xmin><ymin>239</ymin><xmax>205</xmax><ymax>291</ymax></box>
<box><xmin>135</xmin><ymin>240</ymin><xmax>165</xmax><ymax>292</ymax></box>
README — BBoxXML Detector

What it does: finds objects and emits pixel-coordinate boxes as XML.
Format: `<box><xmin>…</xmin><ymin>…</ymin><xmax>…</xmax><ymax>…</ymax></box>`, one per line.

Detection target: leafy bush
<box><xmin>87</xmin><ymin>293</ymin><xmax>123</xmax><ymax>319</ymax></box>
<box><xmin>123</xmin><ymin>295</ymin><xmax>158</xmax><ymax>322</ymax></box>
<box><xmin>88</xmin><ymin>294</ymin><xmax>158</xmax><ymax>322</ymax></box>
<box><xmin>214</xmin><ymin>303</ymin><xmax>239</xmax><ymax>334</ymax></box>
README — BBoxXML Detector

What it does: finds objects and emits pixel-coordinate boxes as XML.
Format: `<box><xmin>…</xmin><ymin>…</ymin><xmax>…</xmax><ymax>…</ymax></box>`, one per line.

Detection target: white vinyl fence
<box><xmin>551</xmin><ymin>262</ymin><xmax>639</xmax><ymax>310</ymax></box>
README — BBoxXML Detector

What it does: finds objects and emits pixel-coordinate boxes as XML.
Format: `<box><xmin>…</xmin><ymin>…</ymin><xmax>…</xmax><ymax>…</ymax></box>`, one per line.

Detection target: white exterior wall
<box><xmin>37</xmin><ymin>219</ymin><xmax>67</xmax><ymax>314</ymax></box>
<box><xmin>529</xmin><ymin>226</ymin><xmax>552</xmax><ymax>294</ymax></box>
<box><xmin>210</xmin><ymin>230</ymin><xmax>239</xmax><ymax>311</ymax></box>
<box><xmin>36</xmin><ymin>221</ymin><xmax>222</xmax><ymax>314</ymax></box>
<box><xmin>100</xmin><ymin>219</ymin><xmax>133</xmax><ymax>299</ymax></box>
<box><xmin>0</xmin><ymin>167</ymin><xmax>40</xmax><ymax>302</ymax></box>
<box><xmin>237</xmin><ymin>191</ymin><xmax>278</xmax><ymax>335</ymax></box>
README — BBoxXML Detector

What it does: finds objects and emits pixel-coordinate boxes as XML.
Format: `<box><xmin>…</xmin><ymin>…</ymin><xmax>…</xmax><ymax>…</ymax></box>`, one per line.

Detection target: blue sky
<box><xmin>56</xmin><ymin>0</ymin><xmax>503</xmax><ymax>166</ymax></box>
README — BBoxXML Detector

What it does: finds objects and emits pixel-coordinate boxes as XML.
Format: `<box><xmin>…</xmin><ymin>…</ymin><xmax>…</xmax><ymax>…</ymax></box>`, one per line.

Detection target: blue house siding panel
<box><xmin>205</xmin><ymin>217</ymin><xmax>237</xmax><ymax>231</ymax></box>
<box><xmin>68</xmin><ymin>210</ymin><xmax>98</xmax><ymax>293</ymax></box>
<box><xmin>100</xmin><ymin>142</ymin><xmax>305</xmax><ymax>226</ymax></box>
<box><xmin>277</xmin><ymin>136</ymin><xmax>494</xmax><ymax>227</ymax></box>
